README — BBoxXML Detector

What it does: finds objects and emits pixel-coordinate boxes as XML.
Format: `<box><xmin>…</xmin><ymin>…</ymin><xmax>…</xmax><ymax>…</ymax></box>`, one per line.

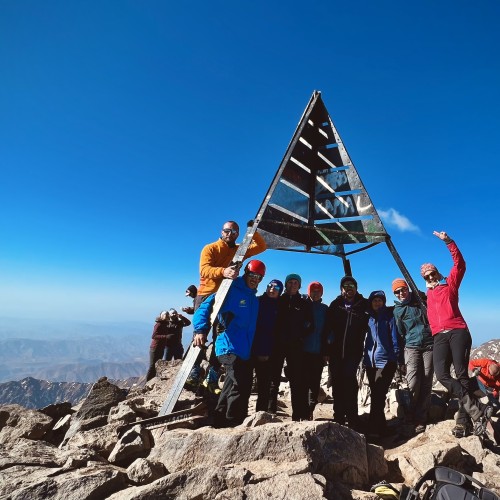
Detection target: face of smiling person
<box><xmin>423</xmin><ymin>270</ymin><xmax>439</xmax><ymax>287</ymax></box>
<box><xmin>341</xmin><ymin>281</ymin><xmax>357</xmax><ymax>300</ymax></box>
<box><xmin>309</xmin><ymin>288</ymin><xmax>322</xmax><ymax>302</ymax></box>
<box><xmin>244</xmin><ymin>272</ymin><xmax>263</xmax><ymax>290</ymax></box>
<box><xmin>221</xmin><ymin>222</ymin><xmax>239</xmax><ymax>244</ymax></box>
<box><xmin>285</xmin><ymin>279</ymin><xmax>300</xmax><ymax>295</ymax></box>
<box><xmin>394</xmin><ymin>287</ymin><xmax>409</xmax><ymax>301</ymax></box>
<box><xmin>371</xmin><ymin>297</ymin><xmax>384</xmax><ymax>310</ymax></box>
<box><xmin>266</xmin><ymin>283</ymin><xmax>281</xmax><ymax>299</ymax></box>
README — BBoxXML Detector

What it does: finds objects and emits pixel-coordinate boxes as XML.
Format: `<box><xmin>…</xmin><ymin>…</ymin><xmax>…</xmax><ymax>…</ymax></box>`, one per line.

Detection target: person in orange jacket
<box><xmin>469</xmin><ymin>358</ymin><xmax>500</xmax><ymax>412</ymax></box>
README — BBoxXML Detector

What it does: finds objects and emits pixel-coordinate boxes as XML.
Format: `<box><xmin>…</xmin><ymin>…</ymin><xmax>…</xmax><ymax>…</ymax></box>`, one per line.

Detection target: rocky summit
<box><xmin>1</xmin><ymin>359</ymin><xmax>499</xmax><ymax>499</ymax></box>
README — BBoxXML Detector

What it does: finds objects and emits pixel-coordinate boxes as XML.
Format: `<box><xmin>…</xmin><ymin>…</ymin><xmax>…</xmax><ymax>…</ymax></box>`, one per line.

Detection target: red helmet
<box><xmin>244</xmin><ymin>259</ymin><xmax>266</xmax><ymax>277</ymax></box>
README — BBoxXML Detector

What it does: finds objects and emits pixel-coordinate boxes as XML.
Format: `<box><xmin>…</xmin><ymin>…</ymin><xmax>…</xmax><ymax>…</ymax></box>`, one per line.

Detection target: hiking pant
<box><xmin>404</xmin><ymin>346</ymin><xmax>434</xmax><ymax>424</ymax></box>
<box><xmin>165</xmin><ymin>343</ymin><xmax>184</xmax><ymax>361</ymax></box>
<box><xmin>304</xmin><ymin>352</ymin><xmax>324</xmax><ymax>413</ymax></box>
<box><xmin>329</xmin><ymin>356</ymin><xmax>361</xmax><ymax>427</ymax></box>
<box><xmin>251</xmin><ymin>356</ymin><xmax>273</xmax><ymax>412</ymax></box>
<box><xmin>146</xmin><ymin>347</ymin><xmax>165</xmax><ymax>381</ymax></box>
<box><xmin>366</xmin><ymin>362</ymin><xmax>397</xmax><ymax>433</ymax></box>
<box><xmin>433</xmin><ymin>328</ymin><xmax>485</xmax><ymax>424</ymax></box>
<box><xmin>270</xmin><ymin>345</ymin><xmax>309</xmax><ymax>420</ymax></box>
<box><xmin>214</xmin><ymin>354</ymin><xmax>253</xmax><ymax>427</ymax></box>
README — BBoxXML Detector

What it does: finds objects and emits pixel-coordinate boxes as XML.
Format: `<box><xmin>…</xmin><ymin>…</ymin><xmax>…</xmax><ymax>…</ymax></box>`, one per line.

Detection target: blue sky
<box><xmin>1</xmin><ymin>1</ymin><xmax>499</xmax><ymax>346</ymax></box>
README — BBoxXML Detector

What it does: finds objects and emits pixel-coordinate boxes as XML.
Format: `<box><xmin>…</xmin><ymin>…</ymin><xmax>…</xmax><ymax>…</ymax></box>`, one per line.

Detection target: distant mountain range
<box><xmin>0</xmin><ymin>376</ymin><xmax>144</xmax><ymax>409</ymax></box>
<box><xmin>0</xmin><ymin>316</ymin><xmax>193</xmax><ymax>384</ymax></box>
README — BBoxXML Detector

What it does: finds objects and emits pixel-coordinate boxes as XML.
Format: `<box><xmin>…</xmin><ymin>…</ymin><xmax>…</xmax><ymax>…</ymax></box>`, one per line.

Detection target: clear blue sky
<box><xmin>1</xmin><ymin>1</ymin><xmax>499</xmax><ymax>345</ymax></box>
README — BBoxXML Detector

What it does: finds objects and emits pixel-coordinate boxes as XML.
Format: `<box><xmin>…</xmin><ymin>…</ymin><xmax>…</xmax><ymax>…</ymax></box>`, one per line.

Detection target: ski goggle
<box><xmin>267</xmin><ymin>283</ymin><xmax>282</xmax><ymax>292</ymax></box>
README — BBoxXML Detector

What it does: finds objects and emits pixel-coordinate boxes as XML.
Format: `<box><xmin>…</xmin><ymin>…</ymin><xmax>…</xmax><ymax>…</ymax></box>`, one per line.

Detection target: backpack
<box><xmin>402</xmin><ymin>466</ymin><xmax>500</xmax><ymax>500</ymax></box>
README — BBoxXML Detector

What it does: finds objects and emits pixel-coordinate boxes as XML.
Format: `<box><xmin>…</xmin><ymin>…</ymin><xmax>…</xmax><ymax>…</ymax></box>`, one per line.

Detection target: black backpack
<box><xmin>403</xmin><ymin>466</ymin><xmax>499</xmax><ymax>500</ymax></box>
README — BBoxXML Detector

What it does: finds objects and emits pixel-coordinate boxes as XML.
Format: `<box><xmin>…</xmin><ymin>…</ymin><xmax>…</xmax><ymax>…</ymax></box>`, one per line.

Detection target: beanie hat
<box><xmin>368</xmin><ymin>290</ymin><xmax>386</xmax><ymax>304</ymax></box>
<box><xmin>420</xmin><ymin>263</ymin><xmax>438</xmax><ymax>277</ymax></box>
<box><xmin>267</xmin><ymin>279</ymin><xmax>284</xmax><ymax>295</ymax></box>
<box><xmin>340</xmin><ymin>276</ymin><xmax>357</xmax><ymax>289</ymax></box>
<box><xmin>186</xmin><ymin>285</ymin><xmax>197</xmax><ymax>297</ymax></box>
<box><xmin>285</xmin><ymin>273</ymin><xmax>302</xmax><ymax>287</ymax></box>
<box><xmin>308</xmin><ymin>281</ymin><xmax>323</xmax><ymax>297</ymax></box>
<box><xmin>392</xmin><ymin>278</ymin><xmax>408</xmax><ymax>292</ymax></box>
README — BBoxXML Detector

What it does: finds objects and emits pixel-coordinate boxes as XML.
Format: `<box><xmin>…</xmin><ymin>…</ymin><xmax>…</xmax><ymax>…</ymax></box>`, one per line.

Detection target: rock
<box><xmin>0</xmin><ymin>404</ymin><xmax>53</xmax><ymax>444</ymax></box>
<box><xmin>60</xmin><ymin>377</ymin><xmax>126</xmax><ymax>446</ymax></box>
<box><xmin>108</xmin><ymin>424</ymin><xmax>153</xmax><ymax>466</ymax></box>
<box><xmin>126</xmin><ymin>457</ymin><xmax>167</xmax><ymax>484</ymax></box>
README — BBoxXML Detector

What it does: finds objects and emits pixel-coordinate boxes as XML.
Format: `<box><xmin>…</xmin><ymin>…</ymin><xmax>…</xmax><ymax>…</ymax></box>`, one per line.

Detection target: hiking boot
<box><xmin>473</xmin><ymin>406</ymin><xmax>494</xmax><ymax>436</ymax></box>
<box><xmin>185</xmin><ymin>366</ymin><xmax>201</xmax><ymax>391</ymax></box>
<box><xmin>452</xmin><ymin>423</ymin><xmax>471</xmax><ymax>438</ymax></box>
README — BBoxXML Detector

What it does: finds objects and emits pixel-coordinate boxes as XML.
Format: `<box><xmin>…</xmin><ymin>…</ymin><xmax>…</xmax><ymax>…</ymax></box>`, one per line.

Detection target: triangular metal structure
<box><xmin>159</xmin><ymin>90</ymin><xmax>424</xmax><ymax>417</ymax></box>
<box><xmin>253</xmin><ymin>90</ymin><xmax>422</xmax><ymax>301</ymax></box>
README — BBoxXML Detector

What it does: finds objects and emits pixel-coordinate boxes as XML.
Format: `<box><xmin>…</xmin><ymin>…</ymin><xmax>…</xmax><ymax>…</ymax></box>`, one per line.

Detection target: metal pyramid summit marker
<box><xmin>256</xmin><ymin>90</ymin><xmax>387</xmax><ymax>260</ymax></box>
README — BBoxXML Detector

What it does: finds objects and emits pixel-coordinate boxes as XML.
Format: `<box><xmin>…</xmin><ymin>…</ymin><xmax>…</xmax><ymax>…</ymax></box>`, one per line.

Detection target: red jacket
<box><xmin>426</xmin><ymin>241</ymin><xmax>468</xmax><ymax>335</ymax></box>
<box><xmin>469</xmin><ymin>358</ymin><xmax>500</xmax><ymax>397</ymax></box>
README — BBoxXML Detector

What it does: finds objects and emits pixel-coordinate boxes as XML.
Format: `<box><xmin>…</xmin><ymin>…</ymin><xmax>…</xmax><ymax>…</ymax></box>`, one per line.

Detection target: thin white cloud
<box><xmin>378</xmin><ymin>208</ymin><xmax>420</xmax><ymax>233</ymax></box>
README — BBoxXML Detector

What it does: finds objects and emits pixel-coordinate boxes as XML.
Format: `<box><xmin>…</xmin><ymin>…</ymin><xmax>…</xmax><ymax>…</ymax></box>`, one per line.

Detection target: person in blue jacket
<box><xmin>251</xmin><ymin>278</ymin><xmax>283</xmax><ymax>412</ymax></box>
<box><xmin>192</xmin><ymin>259</ymin><xmax>265</xmax><ymax>428</ymax></box>
<box><xmin>364</xmin><ymin>290</ymin><xmax>403</xmax><ymax>439</ymax></box>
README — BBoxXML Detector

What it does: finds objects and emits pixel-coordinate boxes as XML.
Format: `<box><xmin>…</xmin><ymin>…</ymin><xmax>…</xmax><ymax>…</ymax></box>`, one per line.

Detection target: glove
<box><xmin>247</xmin><ymin>219</ymin><xmax>254</xmax><ymax>227</ymax></box>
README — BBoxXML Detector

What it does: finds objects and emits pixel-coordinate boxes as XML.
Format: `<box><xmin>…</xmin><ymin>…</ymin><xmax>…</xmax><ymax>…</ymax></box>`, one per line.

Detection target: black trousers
<box><xmin>329</xmin><ymin>356</ymin><xmax>361</xmax><ymax>426</ymax></box>
<box><xmin>251</xmin><ymin>356</ymin><xmax>273</xmax><ymax>412</ymax></box>
<box><xmin>366</xmin><ymin>362</ymin><xmax>397</xmax><ymax>433</ymax></box>
<box><xmin>214</xmin><ymin>354</ymin><xmax>253</xmax><ymax>427</ymax></box>
<box><xmin>433</xmin><ymin>328</ymin><xmax>485</xmax><ymax>424</ymax></box>
<box><xmin>270</xmin><ymin>345</ymin><xmax>309</xmax><ymax>421</ymax></box>
<box><xmin>304</xmin><ymin>352</ymin><xmax>324</xmax><ymax>411</ymax></box>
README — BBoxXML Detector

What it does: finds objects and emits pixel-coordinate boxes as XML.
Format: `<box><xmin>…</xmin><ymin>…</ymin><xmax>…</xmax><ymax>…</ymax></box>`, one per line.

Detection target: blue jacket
<box><xmin>193</xmin><ymin>276</ymin><xmax>259</xmax><ymax>361</ymax></box>
<box><xmin>363</xmin><ymin>291</ymin><xmax>403</xmax><ymax>369</ymax></box>
<box><xmin>252</xmin><ymin>293</ymin><xmax>279</xmax><ymax>357</ymax></box>
<box><xmin>303</xmin><ymin>298</ymin><xmax>328</xmax><ymax>354</ymax></box>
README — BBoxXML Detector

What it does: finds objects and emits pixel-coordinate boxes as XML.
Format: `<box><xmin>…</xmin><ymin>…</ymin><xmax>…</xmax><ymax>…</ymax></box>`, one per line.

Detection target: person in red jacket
<box><xmin>421</xmin><ymin>231</ymin><xmax>492</xmax><ymax>438</ymax></box>
<box><xmin>469</xmin><ymin>358</ymin><xmax>500</xmax><ymax>412</ymax></box>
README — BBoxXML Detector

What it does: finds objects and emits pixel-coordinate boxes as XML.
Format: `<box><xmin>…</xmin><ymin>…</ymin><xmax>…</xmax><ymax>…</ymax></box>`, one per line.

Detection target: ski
<box><xmin>158</xmin><ymin>343</ymin><xmax>203</xmax><ymax>416</ymax></box>
<box><xmin>117</xmin><ymin>401</ymin><xmax>207</xmax><ymax>436</ymax></box>
<box><xmin>157</xmin><ymin>222</ymin><xmax>262</xmax><ymax>416</ymax></box>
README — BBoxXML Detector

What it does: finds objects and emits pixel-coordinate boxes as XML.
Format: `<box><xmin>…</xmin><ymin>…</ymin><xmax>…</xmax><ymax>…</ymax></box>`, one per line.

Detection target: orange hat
<box><xmin>392</xmin><ymin>278</ymin><xmax>408</xmax><ymax>292</ymax></box>
<box><xmin>308</xmin><ymin>281</ymin><xmax>323</xmax><ymax>297</ymax></box>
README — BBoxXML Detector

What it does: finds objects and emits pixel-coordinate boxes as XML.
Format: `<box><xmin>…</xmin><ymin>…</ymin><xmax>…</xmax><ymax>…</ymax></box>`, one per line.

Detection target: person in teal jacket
<box><xmin>364</xmin><ymin>290</ymin><xmax>403</xmax><ymax>439</ymax></box>
<box><xmin>193</xmin><ymin>259</ymin><xmax>265</xmax><ymax>428</ymax></box>
<box><xmin>392</xmin><ymin>278</ymin><xmax>433</xmax><ymax>434</ymax></box>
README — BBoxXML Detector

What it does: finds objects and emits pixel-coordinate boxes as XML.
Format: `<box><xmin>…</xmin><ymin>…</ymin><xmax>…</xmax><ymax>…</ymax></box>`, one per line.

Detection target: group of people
<box><xmin>148</xmin><ymin>221</ymin><xmax>500</xmax><ymax>439</ymax></box>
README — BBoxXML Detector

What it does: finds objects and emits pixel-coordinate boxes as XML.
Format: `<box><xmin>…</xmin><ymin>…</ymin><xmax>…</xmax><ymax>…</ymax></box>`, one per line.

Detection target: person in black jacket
<box><xmin>270</xmin><ymin>273</ymin><xmax>314</xmax><ymax>421</ymax></box>
<box><xmin>325</xmin><ymin>276</ymin><xmax>369</xmax><ymax>431</ymax></box>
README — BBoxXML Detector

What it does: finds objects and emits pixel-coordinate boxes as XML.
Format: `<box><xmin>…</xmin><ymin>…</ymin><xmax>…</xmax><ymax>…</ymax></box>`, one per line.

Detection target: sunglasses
<box><xmin>342</xmin><ymin>283</ymin><xmax>356</xmax><ymax>289</ymax></box>
<box><xmin>267</xmin><ymin>283</ymin><xmax>282</xmax><ymax>291</ymax></box>
<box><xmin>247</xmin><ymin>272</ymin><xmax>263</xmax><ymax>281</ymax></box>
<box><xmin>222</xmin><ymin>228</ymin><xmax>238</xmax><ymax>234</ymax></box>
<box><xmin>424</xmin><ymin>271</ymin><xmax>438</xmax><ymax>282</ymax></box>
<box><xmin>394</xmin><ymin>288</ymin><xmax>408</xmax><ymax>295</ymax></box>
